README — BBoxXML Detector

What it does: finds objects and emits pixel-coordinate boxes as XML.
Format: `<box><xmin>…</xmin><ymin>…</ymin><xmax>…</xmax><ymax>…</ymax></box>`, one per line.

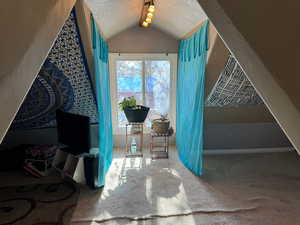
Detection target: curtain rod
<box><xmin>117</xmin><ymin>53</ymin><xmax>170</xmax><ymax>56</ymax></box>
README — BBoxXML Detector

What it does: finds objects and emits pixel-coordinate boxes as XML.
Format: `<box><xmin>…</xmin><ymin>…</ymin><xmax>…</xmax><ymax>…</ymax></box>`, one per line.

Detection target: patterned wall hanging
<box><xmin>205</xmin><ymin>55</ymin><xmax>264</xmax><ymax>107</ymax></box>
<box><xmin>11</xmin><ymin>9</ymin><xmax>98</xmax><ymax>130</ymax></box>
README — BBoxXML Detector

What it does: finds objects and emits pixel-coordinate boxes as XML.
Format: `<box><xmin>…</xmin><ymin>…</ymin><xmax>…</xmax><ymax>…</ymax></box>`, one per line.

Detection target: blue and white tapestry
<box><xmin>205</xmin><ymin>55</ymin><xmax>263</xmax><ymax>107</ymax></box>
<box><xmin>11</xmin><ymin>9</ymin><xmax>98</xmax><ymax>130</ymax></box>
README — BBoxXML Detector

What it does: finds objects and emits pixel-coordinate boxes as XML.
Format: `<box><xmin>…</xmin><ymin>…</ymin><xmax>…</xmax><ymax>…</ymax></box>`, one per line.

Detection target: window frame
<box><xmin>109</xmin><ymin>53</ymin><xmax>177</xmax><ymax>135</ymax></box>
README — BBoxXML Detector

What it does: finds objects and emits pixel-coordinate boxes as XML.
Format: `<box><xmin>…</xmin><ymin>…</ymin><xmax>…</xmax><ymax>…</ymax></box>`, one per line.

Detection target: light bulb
<box><xmin>147</xmin><ymin>12</ymin><xmax>153</xmax><ymax>18</ymax></box>
<box><xmin>146</xmin><ymin>17</ymin><xmax>152</xmax><ymax>23</ymax></box>
<box><xmin>148</xmin><ymin>5</ymin><xmax>155</xmax><ymax>13</ymax></box>
<box><xmin>142</xmin><ymin>21</ymin><xmax>149</xmax><ymax>27</ymax></box>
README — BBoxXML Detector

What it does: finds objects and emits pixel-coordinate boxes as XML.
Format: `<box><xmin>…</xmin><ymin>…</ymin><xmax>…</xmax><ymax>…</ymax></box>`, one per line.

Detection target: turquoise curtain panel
<box><xmin>91</xmin><ymin>15</ymin><xmax>113</xmax><ymax>187</ymax></box>
<box><xmin>176</xmin><ymin>21</ymin><xmax>209</xmax><ymax>176</ymax></box>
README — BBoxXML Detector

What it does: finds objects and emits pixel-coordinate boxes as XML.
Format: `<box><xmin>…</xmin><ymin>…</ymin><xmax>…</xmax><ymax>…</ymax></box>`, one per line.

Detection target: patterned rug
<box><xmin>0</xmin><ymin>181</ymin><xmax>79</xmax><ymax>225</ymax></box>
<box><xmin>206</xmin><ymin>55</ymin><xmax>263</xmax><ymax>107</ymax></box>
<box><xmin>11</xmin><ymin>8</ymin><xmax>98</xmax><ymax>130</ymax></box>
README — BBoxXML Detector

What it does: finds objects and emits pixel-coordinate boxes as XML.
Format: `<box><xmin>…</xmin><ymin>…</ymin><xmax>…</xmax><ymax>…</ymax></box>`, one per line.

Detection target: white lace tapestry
<box><xmin>205</xmin><ymin>55</ymin><xmax>263</xmax><ymax>107</ymax></box>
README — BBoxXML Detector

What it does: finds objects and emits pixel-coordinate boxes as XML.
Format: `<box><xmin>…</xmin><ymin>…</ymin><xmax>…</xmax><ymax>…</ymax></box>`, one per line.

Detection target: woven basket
<box><xmin>151</xmin><ymin>119</ymin><xmax>170</xmax><ymax>134</ymax></box>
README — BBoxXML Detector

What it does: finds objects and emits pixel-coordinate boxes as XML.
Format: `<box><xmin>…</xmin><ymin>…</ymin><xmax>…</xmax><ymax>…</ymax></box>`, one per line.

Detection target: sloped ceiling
<box><xmin>153</xmin><ymin>0</ymin><xmax>207</xmax><ymax>38</ymax></box>
<box><xmin>84</xmin><ymin>0</ymin><xmax>207</xmax><ymax>39</ymax></box>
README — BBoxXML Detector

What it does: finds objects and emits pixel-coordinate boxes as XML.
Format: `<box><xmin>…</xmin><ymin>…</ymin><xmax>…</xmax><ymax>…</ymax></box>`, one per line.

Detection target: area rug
<box><xmin>0</xmin><ymin>180</ymin><xmax>79</xmax><ymax>225</ymax></box>
<box><xmin>71</xmin><ymin>150</ymin><xmax>300</xmax><ymax>225</ymax></box>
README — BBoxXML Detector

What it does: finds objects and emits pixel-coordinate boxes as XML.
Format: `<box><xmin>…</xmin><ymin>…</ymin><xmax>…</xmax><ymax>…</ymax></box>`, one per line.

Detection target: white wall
<box><xmin>108</xmin><ymin>26</ymin><xmax>179</xmax><ymax>53</ymax></box>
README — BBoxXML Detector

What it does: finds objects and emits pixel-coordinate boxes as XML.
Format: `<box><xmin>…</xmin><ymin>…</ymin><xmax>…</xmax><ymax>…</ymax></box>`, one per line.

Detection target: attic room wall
<box><xmin>108</xmin><ymin>22</ymin><xmax>274</xmax><ymax>123</ymax></box>
<box><xmin>1</xmin><ymin>4</ymin><xmax>99</xmax><ymax>150</ymax></box>
<box><xmin>205</xmin><ymin>24</ymin><xmax>274</xmax><ymax>123</ymax></box>
<box><xmin>108</xmin><ymin>26</ymin><xmax>178</xmax><ymax>53</ymax></box>
<box><xmin>1</xmin><ymin>3</ymin><xmax>290</xmax><ymax>150</ymax></box>
<box><xmin>203</xmin><ymin>24</ymin><xmax>290</xmax><ymax>149</ymax></box>
<box><xmin>198</xmin><ymin>0</ymin><xmax>300</xmax><ymax>153</ymax></box>
<box><xmin>107</xmin><ymin>21</ymin><xmax>289</xmax><ymax>149</ymax></box>
<box><xmin>0</xmin><ymin>0</ymin><xmax>76</xmax><ymax>144</ymax></box>
<box><xmin>216</xmin><ymin>0</ymin><xmax>300</xmax><ymax>112</ymax></box>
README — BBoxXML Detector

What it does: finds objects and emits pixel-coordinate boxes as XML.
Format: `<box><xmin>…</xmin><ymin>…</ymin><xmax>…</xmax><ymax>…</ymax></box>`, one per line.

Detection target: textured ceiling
<box><xmin>152</xmin><ymin>0</ymin><xmax>207</xmax><ymax>38</ymax></box>
<box><xmin>84</xmin><ymin>0</ymin><xmax>207</xmax><ymax>39</ymax></box>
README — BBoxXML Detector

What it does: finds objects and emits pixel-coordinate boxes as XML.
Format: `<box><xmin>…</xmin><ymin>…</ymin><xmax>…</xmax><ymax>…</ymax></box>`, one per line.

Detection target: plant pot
<box><xmin>151</xmin><ymin>119</ymin><xmax>170</xmax><ymax>134</ymax></box>
<box><xmin>124</xmin><ymin>105</ymin><xmax>150</xmax><ymax>123</ymax></box>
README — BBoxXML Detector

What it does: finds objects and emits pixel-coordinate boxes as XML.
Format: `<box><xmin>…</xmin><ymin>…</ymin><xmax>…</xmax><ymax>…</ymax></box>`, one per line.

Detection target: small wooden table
<box><xmin>125</xmin><ymin>122</ymin><xmax>144</xmax><ymax>157</ymax></box>
<box><xmin>150</xmin><ymin>130</ymin><xmax>171</xmax><ymax>159</ymax></box>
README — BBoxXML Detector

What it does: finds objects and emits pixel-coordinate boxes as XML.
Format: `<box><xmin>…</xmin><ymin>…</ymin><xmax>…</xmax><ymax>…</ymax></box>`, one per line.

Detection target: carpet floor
<box><xmin>72</xmin><ymin>148</ymin><xmax>300</xmax><ymax>225</ymax></box>
<box><xmin>0</xmin><ymin>173</ymin><xmax>80</xmax><ymax>225</ymax></box>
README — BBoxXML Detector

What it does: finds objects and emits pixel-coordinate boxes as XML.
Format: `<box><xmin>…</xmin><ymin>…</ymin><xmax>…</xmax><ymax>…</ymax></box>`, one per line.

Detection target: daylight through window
<box><xmin>110</xmin><ymin>54</ymin><xmax>177</xmax><ymax>133</ymax></box>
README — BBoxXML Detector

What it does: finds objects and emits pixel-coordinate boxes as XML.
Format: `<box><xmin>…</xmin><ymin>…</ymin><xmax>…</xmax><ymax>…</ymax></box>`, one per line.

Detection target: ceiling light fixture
<box><xmin>140</xmin><ymin>0</ymin><xmax>155</xmax><ymax>28</ymax></box>
<box><xmin>145</xmin><ymin>17</ymin><xmax>152</xmax><ymax>23</ymax></box>
<box><xmin>142</xmin><ymin>21</ymin><xmax>149</xmax><ymax>28</ymax></box>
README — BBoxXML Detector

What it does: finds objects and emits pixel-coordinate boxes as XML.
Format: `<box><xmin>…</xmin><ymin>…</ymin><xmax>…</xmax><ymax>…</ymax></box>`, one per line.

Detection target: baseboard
<box><xmin>203</xmin><ymin>147</ymin><xmax>294</xmax><ymax>155</ymax></box>
<box><xmin>113</xmin><ymin>146</ymin><xmax>294</xmax><ymax>155</ymax></box>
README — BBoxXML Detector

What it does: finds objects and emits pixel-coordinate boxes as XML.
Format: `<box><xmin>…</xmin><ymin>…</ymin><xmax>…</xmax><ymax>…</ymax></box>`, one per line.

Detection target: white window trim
<box><xmin>109</xmin><ymin>53</ymin><xmax>177</xmax><ymax>135</ymax></box>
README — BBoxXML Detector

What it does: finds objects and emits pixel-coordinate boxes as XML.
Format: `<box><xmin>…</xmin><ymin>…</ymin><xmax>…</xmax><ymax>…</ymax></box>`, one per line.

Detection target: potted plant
<box><xmin>151</xmin><ymin>114</ymin><xmax>170</xmax><ymax>134</ymax></box>
<box><xmin>119</xmin><ymin>96</ymin><xmax>149</xmax><ymax>123</ymax></box>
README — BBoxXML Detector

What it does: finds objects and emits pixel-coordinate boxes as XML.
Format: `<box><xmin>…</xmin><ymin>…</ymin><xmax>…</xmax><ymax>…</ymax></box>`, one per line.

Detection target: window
<box><xmin>110</xmin><ymin>54</ymin><xmax>177</xmax><ymax>134</ymax></box>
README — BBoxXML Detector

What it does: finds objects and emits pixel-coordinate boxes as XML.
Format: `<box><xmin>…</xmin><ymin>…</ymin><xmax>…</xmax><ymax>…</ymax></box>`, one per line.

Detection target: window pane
<box><xmin>145</xmin><ymin>61</ymin><xmax>170</xmax><ymax>126</ymax></box>
<box><xmin>116</xmin><ymin>61</ymin><xmax>143</xmax><ymax>127</ymax></box>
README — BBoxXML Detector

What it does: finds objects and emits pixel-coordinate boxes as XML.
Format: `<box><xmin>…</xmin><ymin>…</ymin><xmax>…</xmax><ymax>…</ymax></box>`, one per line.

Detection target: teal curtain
<box><xmin>176</xmin><ymin>21</ymin><xmax>209</xmax><ymax>176</ymax></box>
<box><xmin>91</xmin><ymin>15</ymin><xmax>113</xmax><ymax>186</ymax></box>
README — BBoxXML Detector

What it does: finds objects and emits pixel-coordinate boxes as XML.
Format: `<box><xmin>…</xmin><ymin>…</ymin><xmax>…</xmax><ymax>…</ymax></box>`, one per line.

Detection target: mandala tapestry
<box><xmin>11</xmin><ymin>9</ymin><xmax>98</xmax><ymax>129</ymax></box>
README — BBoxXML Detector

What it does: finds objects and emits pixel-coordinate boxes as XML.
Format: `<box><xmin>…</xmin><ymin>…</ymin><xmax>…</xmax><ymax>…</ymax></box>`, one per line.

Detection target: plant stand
<box><xmin>125</xmin><ymin>122</ymin><xmax>144</xmax><ymax>157</ymax></box>
<box><xmin>150</xmin><ymin>130</ymin><xmax>170</xmax><ymax>159</ymax></box>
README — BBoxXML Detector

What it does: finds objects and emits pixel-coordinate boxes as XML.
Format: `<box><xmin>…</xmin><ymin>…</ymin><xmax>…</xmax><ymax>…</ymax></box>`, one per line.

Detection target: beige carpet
<box><xmin>72</xmin><ymin>148</ymin><xmax>300</xmax><ymax>225</ymax></box>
